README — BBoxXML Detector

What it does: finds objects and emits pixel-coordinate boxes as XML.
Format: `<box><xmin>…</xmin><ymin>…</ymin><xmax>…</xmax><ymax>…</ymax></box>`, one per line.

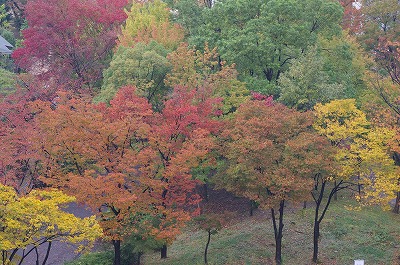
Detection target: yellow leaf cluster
<box><xmin>0</xmin><ymin>184</ymin><xmax>102</xmax><ymax>254</ymax></box>
<box><xmin>314</xmin><ymin>99</ymin><xmax>399</xmax><ymax>208</ymax></box>
<box><xmin>119</xmin><ymin>0</ymin><xmax>184</xmax><ymax>50</ymax></box>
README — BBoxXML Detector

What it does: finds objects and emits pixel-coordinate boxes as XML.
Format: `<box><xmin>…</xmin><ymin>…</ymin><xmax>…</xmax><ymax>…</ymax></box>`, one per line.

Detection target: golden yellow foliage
<box><xmin>314</xmin><ymin>99</ymin><xmax>399</xmax><ymax>208</ymax></box>
<box><xmin>0</xmin><ymin>184</ymin><xmax>102</xmax><ymax>263</ymax></box>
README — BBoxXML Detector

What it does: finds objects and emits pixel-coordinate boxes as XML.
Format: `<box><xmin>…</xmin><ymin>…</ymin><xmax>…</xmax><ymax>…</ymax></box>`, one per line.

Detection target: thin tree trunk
<box><xmin>203</xmin><ymin>183</ymin><xmax>209</xmax><ymax>202</ymax></box>
<box><xmin>161</xmin><ymin>244</ymin><xmax>167</xmax><ymax>259</ymax></box>
<box><xmin>333</xmin><ymin>180</ymin><xmax>338</xmax><ymax>201</ymax></box>
<box><xmin>303</xmin><ymin>201</ymin><xmax>307</xmax><ymax>209</ymax></box>
<box><xmin>313</xmin><ymin>220</ymin><xmax>320</xmax><ymax>263</ymax></box>
<box><xmin>311</xmin><ymin>176</ymin><xmax>350</xmax><ymax>263</ymax></box>
<box><xmin>112</xmin><ymin>240</ymin><xmax>121</xmax><ymax>265</ymax></box>
<box><xmin>132</xmin><ymin>252</ymin><xmax>142</xmax><ymax>265</ymax></box>
<box><xmin>271</xmin><ymin>200</ymin><xmax>285</xmax><ymax>265</ymax></box>
<box><xmin>42</xmin><ymin>241</ymin><xmax>52</xmax><ymax>265</ymax></box>
<box><xmin>312</xmin><ymin>179</ymin><xmax>324</xmax><ymax>264</ymax></box>
<box><xmin>204</xmin><ymin>230</ymin><xmax>211</xmax><ymax>264</ymax></box>
<box><xmin>7</xmin><ymin>249</ymin><xmax>18</xmax><ymax>264</ymax></box>
<box><xmin>35</xmin><ymin>247</ymin><xmax>39</xmax><ymax>265</ymax></box>
<box><xmin>250</xmin><ymin>200</ymin><xmax>257</xmax><ymax>216</ymax></box>
<box><xmin>393</xmin><ymin>190</ymin><xmax>400</xmax><ymax>214</ymax></box>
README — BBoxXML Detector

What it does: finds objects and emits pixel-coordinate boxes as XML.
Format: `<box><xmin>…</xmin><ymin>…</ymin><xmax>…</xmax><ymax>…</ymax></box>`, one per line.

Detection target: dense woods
<box><xmin>0</xmin><ymin>0</ymin><xmax>399</xmax><ymax>264</ymax></box>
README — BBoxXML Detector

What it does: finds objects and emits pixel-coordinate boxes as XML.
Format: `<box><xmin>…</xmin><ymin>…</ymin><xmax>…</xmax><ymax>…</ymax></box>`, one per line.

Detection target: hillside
<box><xmin>68</xmin><ymin>189</ymin><xmax>400</xmax><ymax>265</ymax></box>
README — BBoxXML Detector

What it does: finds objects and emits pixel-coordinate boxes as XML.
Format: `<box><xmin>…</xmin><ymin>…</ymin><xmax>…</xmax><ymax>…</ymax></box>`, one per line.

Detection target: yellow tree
<box><xmin>314</xmin><ymin>98</ymin><xmax>398</xmax><ymax>205</ymax></box>
<box><xmin>0</xmin><ymin>184</ymin><xmax>102</xmax><ymax>265</ymax></box>
<box><xmin>313</xmin><ymin>99</ymin><xmax>399</xmax><ymax>262</ymax></box>
<box><xmin>119</xmin><ymin>0</ymin><xmax>184</xmax><ymax>50</ymax></box>
<box><xmin>365</xmin><ymin>72</ymin><xmax>400</xmax><ymax>213</ymax></box>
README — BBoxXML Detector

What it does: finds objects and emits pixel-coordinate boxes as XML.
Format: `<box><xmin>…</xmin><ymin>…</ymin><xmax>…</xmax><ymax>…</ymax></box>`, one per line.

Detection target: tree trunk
<box><xmin>132</xmin><ymin>252</ymin><xmax>142</xmax><ymax>265</ymax></box>
<box><xmin>161</xmin><ymin>244</ymin><xmax>167</xmax><ymax>259</ymax></box>
<box><xmin>271</xmin><ymin>200</ymin><xmax>285</xmax><ymax>265</ymax></box>
<box><xmin>303</xmin><ymin>201</ymin><xmax>307</xmax><ymax>209</ymax></box>
<box><xmin>333</xmin><ymin>181</ymin><xmax>338</xmax><ymax>201</ymax></box>
<box><xmin>112</xmin><ymin>240</ymin><xmax>121</xmax><ymax>265</ymax></box>
<box><xmin>35</xmin><ymin>247</ymin><xmax>39</xmax><ymax>265</ymax></box>
<box><xmin>311</xmin><ymin>176</ymin><xmax>347</xmax><ymax>263</ymax></box>
<box><xmin>42</xmin><ymin>241</ymin><xmax>52</xmax><ymax>265</ymax></box>
<box><xmin>312</xmin><ymin>219</ymin><xmax>320</xmax><ymax>263</ymax></box>
<box><xmin>204</xmin><ymin>230</ymin><xmax>211</xmax><ymax>264</ymax></box>
<box><xmin>393</xmin><ymin>190</ymin><xmax>400</xmax><ymax>214</ymax></box>
<box><xmin>249</xmin><ymin>200</ymin><xmax>257</xmax><ymax>216</ymax></box>
<box><xmin>203</xmin><ymin>183</ymin><xmax>209</xmax><ymax>202</ymax></box>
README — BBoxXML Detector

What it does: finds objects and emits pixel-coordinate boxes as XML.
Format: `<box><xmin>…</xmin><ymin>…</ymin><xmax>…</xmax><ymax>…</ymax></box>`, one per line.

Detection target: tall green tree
<box><xmin>95</xmin><ymin>41</ymin><xmax>171</xmax><ymax>110</ymax></box>
<box><xmin>279</xmin><ymin>33</ymin><xmax>367</xmax><ymax>110</ymax></box>
<box><xmin>176</xmin><ymin>0</ymin><xmax>343</xmax><ymax>95</ymax></box>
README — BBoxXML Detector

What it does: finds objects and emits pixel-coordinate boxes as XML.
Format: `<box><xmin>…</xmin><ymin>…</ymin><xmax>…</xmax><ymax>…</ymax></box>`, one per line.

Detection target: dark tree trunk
<box><xmin>35</xmin><ymin>247</ymin><xmax>39</xmax><ymax>265</ymax></box>
<box><xmin>161</xmin><ymin>244</ymin><xmax>167</xmax><ymax>259</ymax></box>
<box><xmin>393</xmin><ymin>190</ymin><xmax>400</xmax><ymax>214</ymax></box>
<box><xmin>249</xmin><ymin>200</ymin><xmax>257</xmax><ymax>216</ymax></box>
<box><xmin>311</xmin><ymin>175</ymin><xmax>353</xmax><ymax>263</ymax></box>
<box><xmin>333</xmin><ymin>180</ymin><xmax>338</xmax><ymax>201</ymax></box>
<box><xmin>132</xmin><ymin>252</ymin><xmax>142</xmax><ymax>265</ymax></box>
<box><xmin>312</xmin><ymin>177</ymin><xmax>326</xmax><ymax>264</ymax></box>
<box><xmin>271</xmin><ymin>200</ymin><xmax>285</xmax><ymax>265</ymax></box>
<box><xmin>204</xmin><ymin>230</ymin><xmax>211</xmax><ymax>264</ymax></box>
<box><xmin>312</xmin><ymin>212</ymin><xmax>320</xmax><ymax>263</ymax></box>
<box><xmin>303</xmin><ymin>201</ymin><xmax>307</xmax><ymax>209</ymax></box>
<box><xmin>203</xmin><ymin>183</ymin><xmax>209</xmax><ymax>202</ymax></box>
<box><xmin>112</xmin><ymin>240</ymin><xmax>121</xmax><ymax>265</ymax></box>
<box><xmin>8</xmin><ymin>249</ymin><xmax>18</xmax><ymax>264</ymax></box>
<box><xmin>42</xmin><ymin>241</ymin><xmax>52</xmax><ymax>265</ymax></box>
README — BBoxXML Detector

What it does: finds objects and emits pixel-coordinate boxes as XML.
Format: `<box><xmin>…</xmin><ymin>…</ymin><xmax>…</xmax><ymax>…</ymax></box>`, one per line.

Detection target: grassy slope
<box><xmin>142</xmin><ymin>198</ymin><xmax>400</xmax><ymax>265</ymax></box>
<box><xmin>67</xmin><ymin>196</ymin><xmax>400</xmax><ymax>265</ymax></box>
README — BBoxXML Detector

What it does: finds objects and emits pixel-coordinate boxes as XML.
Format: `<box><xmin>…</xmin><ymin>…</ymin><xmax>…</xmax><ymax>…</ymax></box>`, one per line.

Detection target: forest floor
<box><xmin>67</xmin><ymin>187</ymin><xmax>400</xmax><ymax>265</ymax></box>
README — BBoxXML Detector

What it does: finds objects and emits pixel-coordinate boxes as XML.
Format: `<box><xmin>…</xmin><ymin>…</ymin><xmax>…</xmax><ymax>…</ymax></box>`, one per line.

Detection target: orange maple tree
<box><xmin>34</xmin><ymin>84</ymin><xmax>222</xmax><ymax>263</ymax></box>
<box><xmin>215</xmin><ymin>96</ymin><xmax>334</xmax><ymax>265</ymax></box>
<box><xmin>34</xmin><ymin>86</ymin><xmax>157</xmax><ymax>265</ymax></box>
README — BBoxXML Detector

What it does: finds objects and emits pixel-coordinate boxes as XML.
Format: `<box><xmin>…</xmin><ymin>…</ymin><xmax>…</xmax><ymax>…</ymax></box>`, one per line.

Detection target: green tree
<box><xmin>95</xmin><ymin>41</ymin><xmax>171</xmax><ymax>110</ymax></box>
<box><xmin>165</xmin><ymin>43</ymin><xmax>249</xmax><ymax>115</ymax></box>
<box><xmin>279</xmin><ymin>33</ymin><xmax>367</xmax><ymax>110</ymax></box>
<box><xmin>176</xmin><ymin>0</ymin><xmax>343</xmax><ymax>95</ymax></box>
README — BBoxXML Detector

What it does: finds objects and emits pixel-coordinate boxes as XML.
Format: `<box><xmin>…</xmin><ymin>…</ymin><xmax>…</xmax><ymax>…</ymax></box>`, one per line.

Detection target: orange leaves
<box><xmin>35</xmin><ymin>84</ymin><xmax>220</xmax><ymax>243</ymax></box>
<box><xmin>216</xmin><ymin>99</ymin><xmax>334</xmax><ymax>208</ymax></box>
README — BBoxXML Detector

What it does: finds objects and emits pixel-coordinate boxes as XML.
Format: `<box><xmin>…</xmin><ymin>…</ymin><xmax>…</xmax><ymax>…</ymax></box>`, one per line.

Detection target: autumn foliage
<box><xmin>33</xmin><ymin>83</ymin><xmax>221</xmax><ymax>262</ymax></box>
<box><xmin>12</xmin><ymin>0</ymin><xmax>128</xmax><ymax>90</ymax></box>
<box><xmin>2</xmin><ymin>0</ymin><xmax>400</xmax><ymax>264</ymax></box>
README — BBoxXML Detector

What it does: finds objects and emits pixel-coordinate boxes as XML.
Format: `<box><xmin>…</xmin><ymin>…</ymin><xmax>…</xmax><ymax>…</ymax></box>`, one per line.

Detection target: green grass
<box><xmin>67</xmin><ymin>197</ymin><xmax>400</xmax><ymax>265</ymax></box>
<box><xmin>143</xmin><ymin>198</ymin><xmax>399</xmax><ymax>265</ymax></box>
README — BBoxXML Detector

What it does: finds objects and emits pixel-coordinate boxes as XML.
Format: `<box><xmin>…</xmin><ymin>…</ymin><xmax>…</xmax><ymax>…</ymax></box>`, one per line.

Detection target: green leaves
<box><xmin>95</xmin><ymin>42</ymin><xmax>171</xmax><ymax>108</ymax></box>
<box><xmin>177</xmin><ymin>0</ymin><xmax>343</xmax><ymax>95</ymax></box>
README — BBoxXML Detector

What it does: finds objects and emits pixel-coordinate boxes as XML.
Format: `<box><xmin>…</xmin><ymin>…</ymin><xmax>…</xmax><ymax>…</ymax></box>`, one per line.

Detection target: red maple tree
<box><xmin>13</xmin><ymin>0</ymin><xmax>128</xmax><ymax>90</ymax></box>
